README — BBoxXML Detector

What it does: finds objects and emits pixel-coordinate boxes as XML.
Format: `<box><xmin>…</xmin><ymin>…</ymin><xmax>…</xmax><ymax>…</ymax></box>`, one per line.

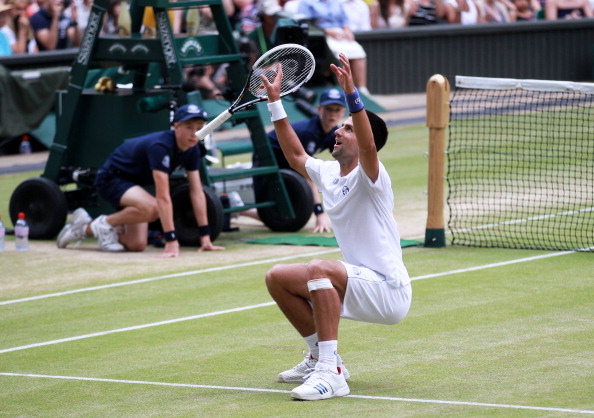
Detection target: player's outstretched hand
<box><xmin>160</xmin><ymin>241</ymin><xmax>180</xmax><ymax>258</ymax></box>
<box><xmin>198</xmin><ymin>236</ymin><xmax>225</xmax><ymax>253</ymax></box>
<box><xmin>260</xmin><ymin>64</ymin><xmax>283</xmax><ymax>103</ymax></box>
<box><xmin>330</xmin><ymin>53</ymin><xmax>356</xmax><ymax>95</ymax></box>
<box><xmin>312</xmin><ymin>214</ymin><xmax>332</xmax><ymax>233</ymax></box>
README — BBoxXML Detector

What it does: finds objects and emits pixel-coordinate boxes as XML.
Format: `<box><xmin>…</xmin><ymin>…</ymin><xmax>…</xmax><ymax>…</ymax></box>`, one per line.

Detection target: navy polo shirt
<box><xmin>106</xmin><ymin>130</ymin><xmax>201</xmax><ymax>186</ymax></box>
<box><xmin>29</xmin><ymin>7</ymin><xmax>75</xmax><ymax>51</ymax></box>
<box><xmin>268</xmin><ymin>115</ymin><xmax>338</xmax><ymax>156</ymax></box>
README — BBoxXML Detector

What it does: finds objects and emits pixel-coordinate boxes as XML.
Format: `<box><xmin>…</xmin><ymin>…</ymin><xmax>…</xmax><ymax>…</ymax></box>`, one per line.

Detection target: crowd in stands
<box><xmin>0</xmin><ymin>0</ymin><xmax>591</xmax><ymax>56</ymax></box>
<box><xmin>0</xmin><ymin>0</ymin><xmax>592</xmax><ymax>57</ymax></box>
<box><xmin>1</xmin><ymin>0</ymin><xmax>592</xmax><ymax>92</ymax></box>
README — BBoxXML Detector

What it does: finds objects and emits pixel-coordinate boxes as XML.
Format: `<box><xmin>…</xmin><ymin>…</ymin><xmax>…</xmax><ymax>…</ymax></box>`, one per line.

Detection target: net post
<box><xmin>424</xmin><ymin>74</ymin><xmax>450</xmax><ymax>248</ymax></box>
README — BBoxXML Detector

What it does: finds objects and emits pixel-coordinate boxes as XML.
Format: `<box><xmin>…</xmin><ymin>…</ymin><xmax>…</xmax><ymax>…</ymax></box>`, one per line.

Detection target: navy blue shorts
<box><xmin>95</xmin><ymin>164</ymin><xmax>137</xmax><ymax>210</ymax></box>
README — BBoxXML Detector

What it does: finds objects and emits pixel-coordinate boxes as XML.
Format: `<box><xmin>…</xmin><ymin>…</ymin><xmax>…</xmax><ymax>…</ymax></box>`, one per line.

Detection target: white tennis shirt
<box><xmin>306</xmin><ymin>157</ymin><xmax>410</xmax><ymax>287</ymax></box>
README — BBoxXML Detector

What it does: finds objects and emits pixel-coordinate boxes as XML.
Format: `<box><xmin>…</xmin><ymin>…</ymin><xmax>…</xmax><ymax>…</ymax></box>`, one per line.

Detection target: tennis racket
<box><xmin>196</xmin><ymin>43</ymin><xmax>315</xmax><ymax>140</ymax></box>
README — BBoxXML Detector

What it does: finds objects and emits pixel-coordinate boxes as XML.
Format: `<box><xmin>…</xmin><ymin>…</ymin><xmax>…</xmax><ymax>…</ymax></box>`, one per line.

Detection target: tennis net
<box><xmin>447</xmin><ymin>76</ymin><xmax>594</xmax><ymax>251</ymax></box>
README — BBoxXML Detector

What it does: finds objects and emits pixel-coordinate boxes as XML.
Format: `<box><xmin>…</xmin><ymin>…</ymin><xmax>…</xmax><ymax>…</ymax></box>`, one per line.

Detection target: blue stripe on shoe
<box><xmin>314</xmin><ymin>383</ymin><xmax>329</xmax><ymax>395</ymax></box>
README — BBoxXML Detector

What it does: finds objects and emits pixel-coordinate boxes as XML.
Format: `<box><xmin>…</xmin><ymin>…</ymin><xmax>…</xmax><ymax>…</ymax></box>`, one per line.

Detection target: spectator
<box><xmin>64</xmin><ymin>0</ymin><xmax>91</xmax><ymax>31</ymax></box>
<box><xmin>283</xmin><ymin>0</ymin><xmax>301</xmax><ymax>13</ymax></box>
<box><xmin>103</xmin><ymin>0</ymin><xmax>119</xmax><ymax>33</ymax></box>
<box><xmin>0</xmin><ymin>3</ymin><xmax>13</xmax><ymax>55</ymax></box>
<box><xmin>102</xmin><ymin>0</ymin><xmax>119</xmax><ymax>34</ymax></box>
<box><xmin>233</xmin><ymin>0</ymin><xmax>281</xmax><ymax>37</ymax></box>
<box><xmin>478</xmin><ymin>0</ymin><xmax>516</xmax><ymax>21</ymax></box>
<box><xmin>3</xmin><ymin>0</ymin><xmax>37</xmax><ymax>53</ymax></box>
<box><xmin>545</xmin><ymin>0</ymin><xmax>592</xmax><ymax>18</ymax></box>
<box><xmin>259</xmin><ymin>0</ymin><xmax>283</xmax><ymax>37</ymax></box>
<box><xmin>513</xmin><ymin>0</ymin><xmax>536</xmax><ymax>19</ymax></box>
<box><xmin>370</xmin><ymin>0</ymin><xmax>411</xmax><ymax>28</ymax></box>
<box><xmin>297</xmin><ymin>0</ymin><xmax>371</xmax><ymax>95</ymax></box>
<box><xmin>459</xmin><ymin>0</ymin><xmax>484</xmax><ymax>23</ymax></box>
<box><xmin>189</xmin><ymin>0</ymin><xmax>235</xmax><ymax>35</ymax></box>
<box><xmin>185</xmin><ymin>64</ymin><xmax>223</xmax><ymax>100</ymax></box>
<box><xmin>444</xmin><ymin>0</ymin><xmax>470</xmax><ymax>22</ymax></box>
<box><xmin>26</xmin><ymin>0</ymin><xmax>39</xmax><ymax>17</ymax></box>
<box><xmin>252</xmin><ymin>88</ymin><xmax>347</xmax><ymax>233</ymax></box>
<box><xmin>57</xmin><ymin>104</ymin><xmax>225</xmax><ymax>257</ymax></box>
<box><xmin>29</xmin><ymin>0</ymin><xmax>81</xmax><ymax>50</ymax></box>
<box><xmin>340</xmin><ymin>0</ymin><xmax>372</xmax><ymax>31</ymax></box>
<box><xmin>407</xmin><ymin>0</ymin><xmax>447</xmax><ymax>24</ymax></box>
<box><xmin>231</xmin><ymin>0</ymin><xmax>258</xmax><ymax>33</ymax></box>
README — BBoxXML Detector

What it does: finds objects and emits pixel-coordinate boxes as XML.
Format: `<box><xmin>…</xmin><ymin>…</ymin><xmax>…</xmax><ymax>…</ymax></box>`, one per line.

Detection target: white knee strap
<box><xmin>307</xmin><ymin>278</ymin><xmax>333</xmax><ymax>292</ymax></box>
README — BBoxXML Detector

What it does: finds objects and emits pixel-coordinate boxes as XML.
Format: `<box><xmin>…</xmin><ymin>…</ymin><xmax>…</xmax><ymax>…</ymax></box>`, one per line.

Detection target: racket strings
<box><xmin>249</xmin><ymin>47</ymin><xmax>315</xmax><ymax>99</ymax></box>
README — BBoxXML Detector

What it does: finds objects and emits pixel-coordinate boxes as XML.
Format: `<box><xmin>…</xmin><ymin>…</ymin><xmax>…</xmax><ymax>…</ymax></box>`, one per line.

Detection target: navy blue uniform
<box><xmin>96</xmin><ymin>130</ymin><xmax>201</xmax><ymax>208</ymax></box>
<box><xmin>269</xmin><ymin>115</ymin><xmax>337</xmax><ymax>164</ymax></box>
<box><xmin>256</xmin><ymin>115</ymin><xmax>337</xmax><ymax>171</ymax></box>
<box><xmin>252</xmin><ymin>115</ymin><xmax>337</xmax><ymax>198</ymax></box>
<box><xmin>29</xmin><ymin>8</ymin><xmax>76</xmax><ymax>51</ymax></box>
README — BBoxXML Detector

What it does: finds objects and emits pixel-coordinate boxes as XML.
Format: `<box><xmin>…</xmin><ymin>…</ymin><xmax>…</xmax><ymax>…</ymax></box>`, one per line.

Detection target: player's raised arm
<box><xmin>260</xmin><ymin>66</ymin><xmax>310</xmax><ymax>178</ymax></box>
<box><xmin>331</xmin><ymin>53</ymin><xmax>380</xmax><ymax>183</ymax></box>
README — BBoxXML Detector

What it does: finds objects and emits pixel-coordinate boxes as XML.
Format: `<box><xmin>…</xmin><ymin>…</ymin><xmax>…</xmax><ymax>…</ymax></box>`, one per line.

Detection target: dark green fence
<box><xmin>356</xmin><ymin>19</ymin><xmax>594</xmax><ymax>94</ymax></box>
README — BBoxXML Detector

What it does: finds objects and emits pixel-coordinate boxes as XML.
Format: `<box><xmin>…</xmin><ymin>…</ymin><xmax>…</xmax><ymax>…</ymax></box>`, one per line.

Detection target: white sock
<box><xmin>89</xmin><ymin>218</ymin><xmax>99</xmax><ymax>238</ymax></box>
<box><xmin>102</xmin><ymin>216</ymin><xmax>114</xmax><ymax>228</ymax></box>
<box><xmin>304</xmin><ymin>333</ymin><xmax>319</xmax><ymax>360</ymax></box>
<box><xmin>317</xmin><ymin>340</ymin><xmax>338</xmax><ymax>370</ymax></box>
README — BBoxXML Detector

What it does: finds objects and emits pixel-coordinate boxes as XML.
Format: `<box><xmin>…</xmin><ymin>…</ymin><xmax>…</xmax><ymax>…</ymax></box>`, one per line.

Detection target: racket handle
<box><xmin>196</xmin><ymin>110</ymin><xmax>233</xmax><ymax>140</ymax></box>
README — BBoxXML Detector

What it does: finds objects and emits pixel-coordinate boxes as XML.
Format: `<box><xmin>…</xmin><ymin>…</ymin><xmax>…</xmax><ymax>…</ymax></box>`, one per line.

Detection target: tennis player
<box><xmin>261</xmin><ymin>53</ymin><xmax>412</xmax><ymax>400</ymax></box>
<box><xmin>56</xmin><ymin>104</ymin><xmax>224</xmax><ymax>257</ymax></box>
<box><xmin>251</xmin><ymin>88</ymin><xmax>347</xmax><ymax>233</ymax></box>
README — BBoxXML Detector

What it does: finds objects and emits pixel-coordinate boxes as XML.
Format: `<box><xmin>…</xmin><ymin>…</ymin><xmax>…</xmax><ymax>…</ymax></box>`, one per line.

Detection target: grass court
<box><xmin>1</xmin><ymin>123</ymin><xmax>592</xmax><ymax>416</ymax></box>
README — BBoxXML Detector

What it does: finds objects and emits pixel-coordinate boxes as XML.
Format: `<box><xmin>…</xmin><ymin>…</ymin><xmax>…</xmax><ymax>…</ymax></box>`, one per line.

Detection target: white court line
<box><xmin>0</xmin><ymin>302</ymin><xmax>275</xmax><ymax>354</ymax></box>
<box><xmin>1</xmin><ymin>373</ymin><xmax>593</xmax><ymax>415</ymax></box>
<box><xmin>0</xmin><ymin>249</ymin><xmax>578</xmax><ymax>355</ymax></box>
<box><xmin>0</xmin><ymin>248</ymin><xmax>341</xmax><ymax>306</ymax></box>
<box><xmin>451</xmin><ymin>207</ymin><xmax>594</xmax><ymax>234</ymax></box>
<box><xmin>2</xmin><ymin>241</ymin><xmax>586</xmax><ymax>307</ymax></box>
<box><xmin>411</xmin><ymin>249</ymin><xmax>576</xmax><ymax>280</ymax></box>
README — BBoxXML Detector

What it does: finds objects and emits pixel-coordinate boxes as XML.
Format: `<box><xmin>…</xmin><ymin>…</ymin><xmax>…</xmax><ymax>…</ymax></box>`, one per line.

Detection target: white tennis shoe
<box><xmin>90</xmin><ymin>215</ymin><xmax>124</xmax><ymax>252</ymax></box>
<box><xmin>290</xmin><ymin>363</ymin><xmax>350</xmax><ymax>401</ymax></box>
<box><xmin>277</xmin><ymin>352</ymin><xmax>350</xmax><ymax>383</ymax></box>
<box><xmin>57</xmin><ymin>208</ymin><xmax>92</xmax><ymax>248</ymax></box>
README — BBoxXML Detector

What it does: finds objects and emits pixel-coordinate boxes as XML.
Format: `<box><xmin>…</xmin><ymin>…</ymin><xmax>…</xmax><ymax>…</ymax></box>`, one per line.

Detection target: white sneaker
<box><xmin>277</xmin><ymin>352</ymin><xmax>350</xmax><ymax>383</ymax></box>
<box><xmin>57</xmin><ymin>208</ymin><xmax>92</xmax><ymax>248</ymax></box>
<box><xmin>227</xmin><ymin>191</ymin><xmax>244</xmax><ymax>208</ymax></box>
<box><xmin>227</xmin><ymin>191</ymin><xmax>244</xmax><ymax>220</ymax></box>
<box><xmin>90</xmin><ymin>215</ymin><xmax>124</xmax><ymax>252</ymax></box>
<box><xmin>277</xmin><ymin>352</ymin><xmax>316</xmax><ymax>383</ymax></box>
<box><xmin>290</xmin><ymin>363</ymin><xmax>350</xmax><ymax>401</ymax></box>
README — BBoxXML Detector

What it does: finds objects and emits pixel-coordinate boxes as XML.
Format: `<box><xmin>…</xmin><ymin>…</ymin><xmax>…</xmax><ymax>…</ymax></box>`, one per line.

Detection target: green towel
<box><xmin>245</xmin><ymin>235</ymin><xmax>422</xmax><ymax>248</ymax></box>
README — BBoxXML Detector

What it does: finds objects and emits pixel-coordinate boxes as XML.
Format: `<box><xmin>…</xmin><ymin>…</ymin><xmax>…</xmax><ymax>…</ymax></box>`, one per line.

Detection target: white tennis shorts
<box><xmin>340</xmin><ymin>261</ymin><xmax>412</xmax><ymax>325</ymax></box>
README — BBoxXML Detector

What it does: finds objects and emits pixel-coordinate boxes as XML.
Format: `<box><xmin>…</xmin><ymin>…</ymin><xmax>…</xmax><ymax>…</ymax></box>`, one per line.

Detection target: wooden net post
<box><xmin>424</xmin><ymin>74</ymin><xmax>450</xmax><ymax>248</ymax></box>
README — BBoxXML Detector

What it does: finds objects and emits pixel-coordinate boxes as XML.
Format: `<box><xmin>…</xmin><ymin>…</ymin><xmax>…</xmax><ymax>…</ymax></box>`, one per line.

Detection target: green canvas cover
<box><xmin>0</xmin><ymin>65</ymin><xmax>69</xmax><ymax>139</ymax></box>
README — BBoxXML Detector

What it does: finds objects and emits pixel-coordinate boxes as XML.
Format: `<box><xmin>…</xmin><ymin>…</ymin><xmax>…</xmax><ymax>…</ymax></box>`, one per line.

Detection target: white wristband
<box><xmin>267</xmin><ymin>100</ymin><xmax>287</xmax><ymax>122</ymax></box>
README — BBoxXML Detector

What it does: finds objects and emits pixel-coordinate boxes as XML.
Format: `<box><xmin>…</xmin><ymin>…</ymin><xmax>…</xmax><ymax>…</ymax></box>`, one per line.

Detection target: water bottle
<box><xmin>14</xmin><ymin>212</ymin><xmax>29</xmax><ymax>251</ymax></box>
<box><xmin>186</xmin><ymin>7</ymin><xmax>200</xmax><ymax>36</ymax></box>
<box><xmin>19</xmin><ymin>135</ymin><xmax>32</xmax><ymax>154</ymax></box>
<box><xmin>0</xmin><ymin>215</ymin><xmax>5</xmax><ymax>252</ymax></box>
<box><xmin>117</xmin><ymin>0</ymin><xmax>131</xmax><ymax>37</ymax></box>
